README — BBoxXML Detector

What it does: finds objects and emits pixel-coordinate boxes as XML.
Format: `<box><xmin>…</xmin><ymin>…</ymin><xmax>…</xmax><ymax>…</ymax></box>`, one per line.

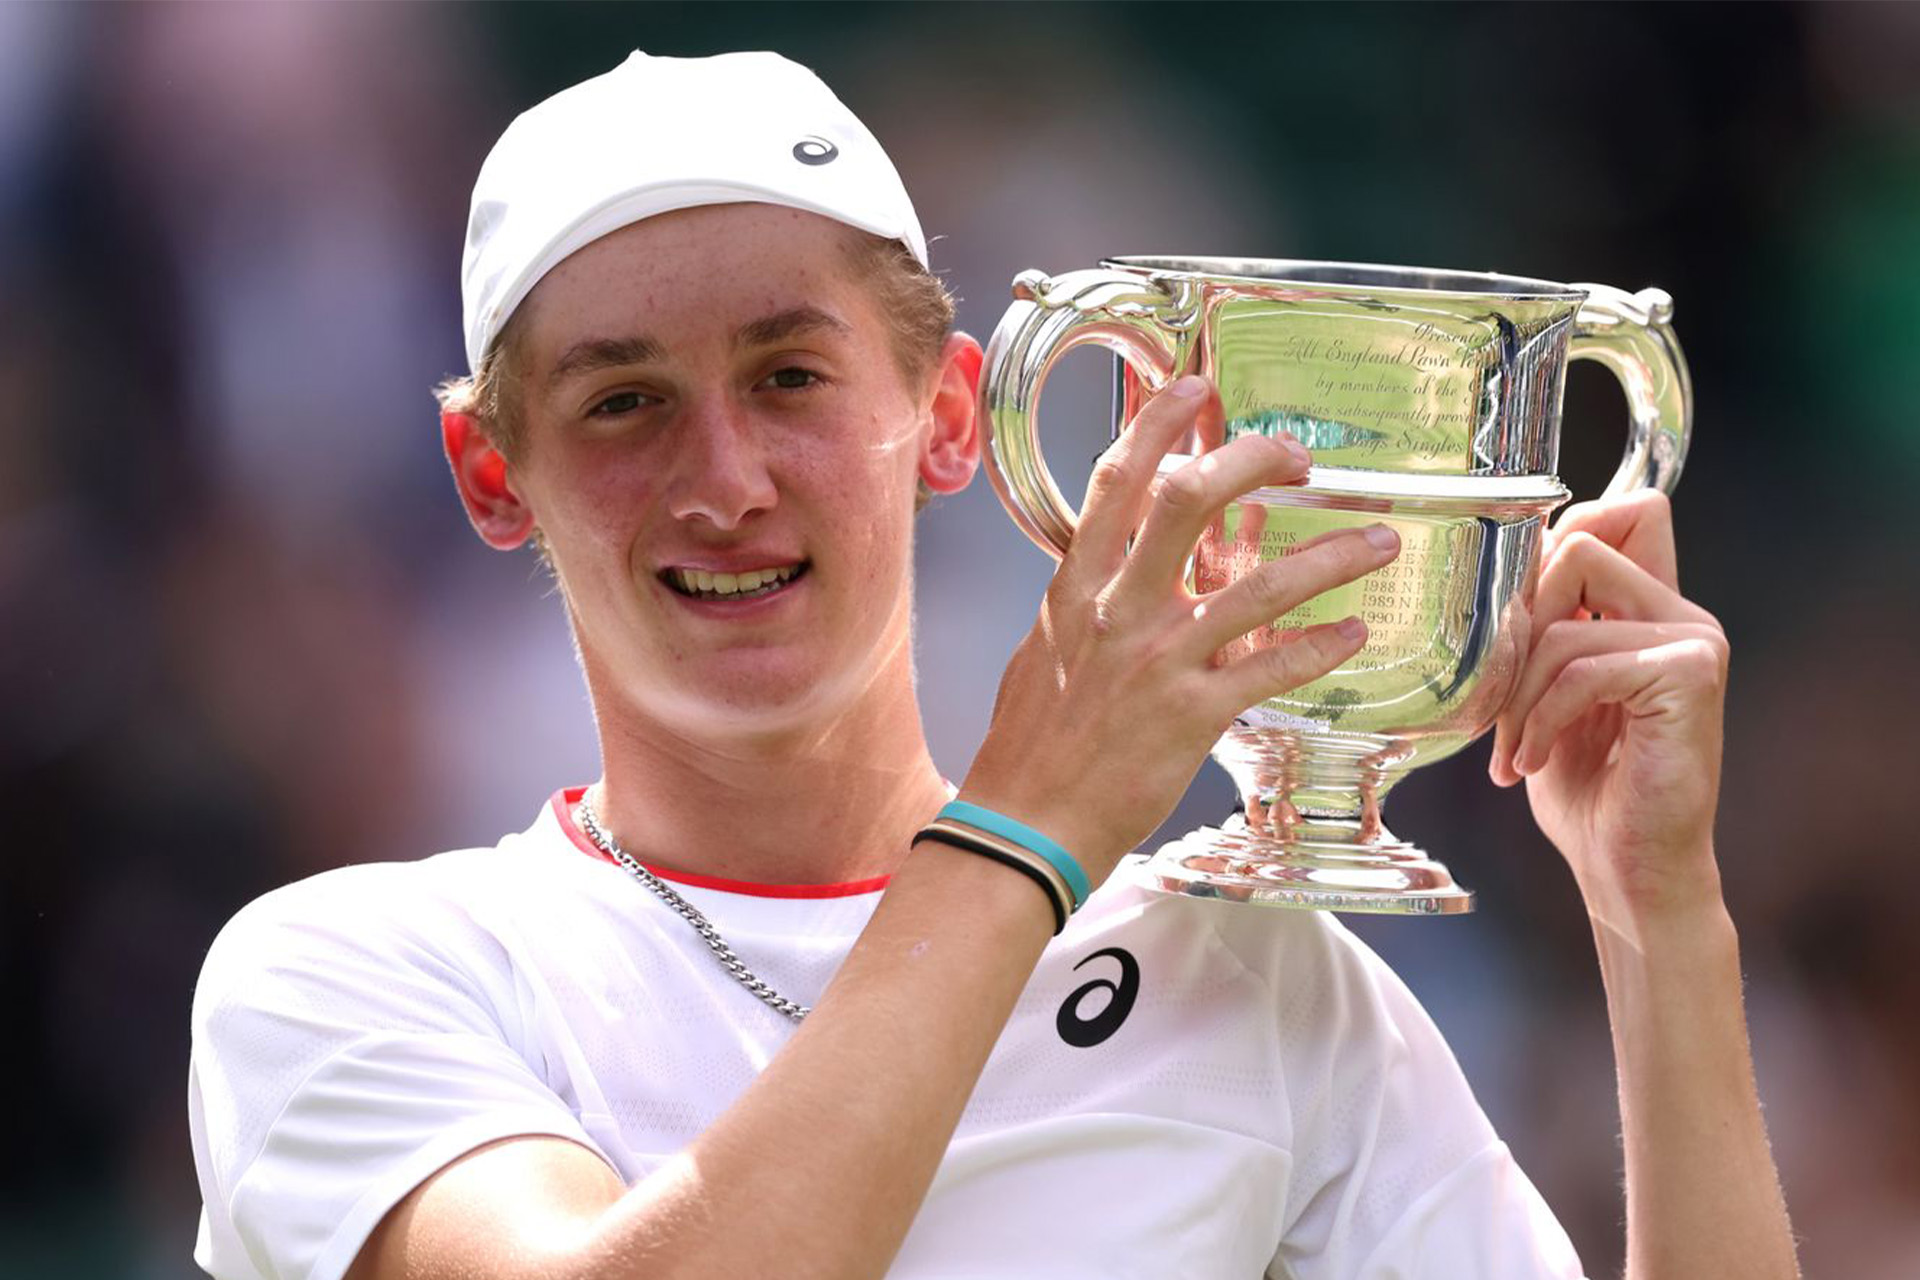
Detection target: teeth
<box><xmin>669</xmin><ymin>564</ymin><xmax>800</xmax><ymax>598</ymax></box>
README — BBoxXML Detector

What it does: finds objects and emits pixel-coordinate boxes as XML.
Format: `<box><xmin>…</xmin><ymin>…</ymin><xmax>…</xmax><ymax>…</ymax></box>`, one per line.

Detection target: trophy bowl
<box><xmin>979</xmin><ymin>257</ymin><xmax>1691</xmax><ymax>915</ymax></box>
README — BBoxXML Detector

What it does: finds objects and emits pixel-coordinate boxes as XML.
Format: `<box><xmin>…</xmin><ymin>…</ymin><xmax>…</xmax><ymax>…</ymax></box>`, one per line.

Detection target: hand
<box><xmin>961</xmin><ymin>376</ymin><xmax>1400</xmax><ymax>883</ymax></box>
<box><xmin>1488</xmin><ymin>489</ymin><xmax>1730</xmax><ymax>925</ymax></box>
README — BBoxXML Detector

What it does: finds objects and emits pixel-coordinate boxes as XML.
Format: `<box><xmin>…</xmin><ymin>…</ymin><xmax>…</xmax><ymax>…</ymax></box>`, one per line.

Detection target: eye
<box><xmin>763</xmin><ymin>366</ymin><xmax>823</xmax><ymax>391</ymax></box>
<box><xmin>588</xmin><ymin>390</ymin><xmax>647</xmax><ymax>417</ymax></box>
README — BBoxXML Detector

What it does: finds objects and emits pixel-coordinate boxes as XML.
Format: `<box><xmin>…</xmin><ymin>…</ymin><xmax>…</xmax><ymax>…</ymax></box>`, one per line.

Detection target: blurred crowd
<box><xmin>2</xmin><ymin>3</ymin><xmax>1916</xmax><ymax>1276</ymax></box>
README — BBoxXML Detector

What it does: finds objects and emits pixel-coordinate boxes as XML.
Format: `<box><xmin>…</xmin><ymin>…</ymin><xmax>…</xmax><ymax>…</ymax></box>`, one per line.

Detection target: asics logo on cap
<box><xmin>792</xmin><ymin>135</ymin><xmax>838</xmax><ymax>165</ymax></box>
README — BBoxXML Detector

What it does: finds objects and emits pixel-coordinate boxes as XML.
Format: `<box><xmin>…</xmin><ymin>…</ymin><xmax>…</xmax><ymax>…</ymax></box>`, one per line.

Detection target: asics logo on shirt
<box><xmin>793</xmin><ymin>135</ymin><xmax>838</xmax><ymax>165</ymax></box>
<box><xmin>1056</xmin><ymin>947</ymin><xmax>1140</xmax><ymax>1048</ymax></box>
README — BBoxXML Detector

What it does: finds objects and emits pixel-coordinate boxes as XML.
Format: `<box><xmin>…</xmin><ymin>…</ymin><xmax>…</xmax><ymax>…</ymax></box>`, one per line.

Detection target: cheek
<box><xmin>527</xmin><ymin>457</ymin><xmax>658</xmax><ymax>575</ymax></box>
<box><xmin>842</xmin><ymin>403</ymin><xmax>928</xmax><ymax>492</ymax></box>
<box><xmin>836</xmin><ymin>427</ymin><xmax>923</xmax><ymax>535</ymax></box>
<box><xmin>782</xmin><ymin>402</ymin><xmax>920</xmax><ymax>495</ymax></box>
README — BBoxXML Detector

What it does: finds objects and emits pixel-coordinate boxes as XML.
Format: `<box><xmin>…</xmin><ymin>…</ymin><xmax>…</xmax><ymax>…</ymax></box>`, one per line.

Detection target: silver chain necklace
<box><xmin>576</xmin><ymin>796</ymin><xmax>811</xmax><ymax>1022</ymax></box>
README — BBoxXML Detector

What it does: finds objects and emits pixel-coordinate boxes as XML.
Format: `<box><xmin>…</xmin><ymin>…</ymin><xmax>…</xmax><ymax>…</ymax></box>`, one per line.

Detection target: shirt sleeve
<box><xmin>1341</xmin><ymin>1139</ymin><xmax>1584</xmax><ymax>1279</ymax></box>
<box><xmin>189</xmin><ymin>863</ymin><xmax>609</xmax><ymax>1280</ymax></box>
<box><xmin>1220</xmin><ymin>912</ymin><xmax>1587</xmax><ymax>1280</ymax></box>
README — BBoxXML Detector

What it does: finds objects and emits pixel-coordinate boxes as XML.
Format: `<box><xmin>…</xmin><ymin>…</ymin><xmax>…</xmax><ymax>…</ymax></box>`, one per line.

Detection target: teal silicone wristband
<box><xmin>937</xmin><ymin>801</ymin><xmax>1090</xmax><ymax>909</ymax></box>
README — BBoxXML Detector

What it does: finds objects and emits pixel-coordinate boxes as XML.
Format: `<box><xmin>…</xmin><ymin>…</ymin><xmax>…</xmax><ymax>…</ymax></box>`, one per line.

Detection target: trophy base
<box><xmin>1139</xmin><ymin>817</ymin><xmax>1474</xmax><ymax>915</ymax></box>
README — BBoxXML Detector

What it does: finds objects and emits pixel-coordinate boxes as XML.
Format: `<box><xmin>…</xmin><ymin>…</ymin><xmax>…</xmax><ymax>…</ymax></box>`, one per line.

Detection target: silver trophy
<box><xmin>980</xmin><ymin>258</ymin><xmax>1690</xmax><ymax>914</ymax></box>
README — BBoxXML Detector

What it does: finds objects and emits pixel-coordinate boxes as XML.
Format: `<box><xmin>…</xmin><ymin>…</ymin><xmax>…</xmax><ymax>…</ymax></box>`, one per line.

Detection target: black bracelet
<box><xmin>912</xmin><ymin>828</ymin><xmax>1071</xmax><ymax>935</ymax></box>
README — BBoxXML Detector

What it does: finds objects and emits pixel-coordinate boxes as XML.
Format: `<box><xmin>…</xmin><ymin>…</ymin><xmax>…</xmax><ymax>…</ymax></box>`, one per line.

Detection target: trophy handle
<box><xmin>1568</xmin><ymin>284</ymin><xmax>1693</xmax><ymax>497</ymax></box>
<box><xmin>979</xmin><ymin>268</ymin><xmax>1189</xmax><ymax>560</ymax></box>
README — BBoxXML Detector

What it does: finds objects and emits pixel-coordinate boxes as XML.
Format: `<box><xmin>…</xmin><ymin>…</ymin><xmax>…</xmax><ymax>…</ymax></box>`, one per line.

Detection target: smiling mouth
<box><xmin>662</xmin><ymin>562</ymin><xmax>808</xmax><ymax>601</ymax></box>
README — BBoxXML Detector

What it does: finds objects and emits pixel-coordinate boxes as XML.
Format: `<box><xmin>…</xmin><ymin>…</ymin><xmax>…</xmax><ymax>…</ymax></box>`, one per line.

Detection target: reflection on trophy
<box><xmin>979</xmin><ymin>259</ymin><xmax>1691</xmax><ymax>915</ymax></box>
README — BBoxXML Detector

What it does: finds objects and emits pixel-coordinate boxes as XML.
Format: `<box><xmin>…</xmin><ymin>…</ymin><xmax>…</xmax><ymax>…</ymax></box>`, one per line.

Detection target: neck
<box><xmin>582</xmin><ymin>657</ymin><xmax>950</xmax><ymax>888</ymax></box>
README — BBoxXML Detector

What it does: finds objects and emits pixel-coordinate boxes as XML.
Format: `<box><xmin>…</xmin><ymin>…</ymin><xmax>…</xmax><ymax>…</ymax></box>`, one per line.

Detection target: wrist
<box><xmin>1575</xmin><ymin>836</ymin><xmax>1725</xmax><ymax>932</ymax></box>
<box><xmin>1586</xmin><ymin>864</ymin><xmax>1738</xmax><ymax>982</ymax></box>
<box><xmin>891</xmin><ymin>834</ymin><xmax>1060</xmax><ymax>945</ymax></box>
<box><xmin>950</xmin><ymin>787</ymin><xmax>1113</xmax><ymax>886</ymax></box>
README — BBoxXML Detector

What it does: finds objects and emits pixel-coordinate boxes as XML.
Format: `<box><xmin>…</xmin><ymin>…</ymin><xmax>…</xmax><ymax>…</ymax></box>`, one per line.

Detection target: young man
<box><xmin>188</xmin><ymin>51</ymin><xmax>1797</xmax><ymax>1280</ymax></box>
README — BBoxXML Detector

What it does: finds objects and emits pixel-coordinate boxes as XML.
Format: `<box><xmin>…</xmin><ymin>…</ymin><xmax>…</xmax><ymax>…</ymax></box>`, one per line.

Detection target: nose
<box><xmin>664</xmin><ymin>397</ymin><xmax>778</xmax><ymax>530</ymax></box>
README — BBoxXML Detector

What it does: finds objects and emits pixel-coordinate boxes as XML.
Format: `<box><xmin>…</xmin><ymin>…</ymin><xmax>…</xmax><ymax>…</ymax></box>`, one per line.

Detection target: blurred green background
<box><xmin>3</xmin><ymin>2</ymin><xmax>1916</xmax><ymax>1275</ymax></box>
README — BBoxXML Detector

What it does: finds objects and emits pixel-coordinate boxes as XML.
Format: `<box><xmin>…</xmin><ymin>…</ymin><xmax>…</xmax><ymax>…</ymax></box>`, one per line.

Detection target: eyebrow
<box><xmin>545</xmin><ymin>307</ymin><xmax>853</xmax><ymax>389</ymax></box>
<box><xmin>736</xmin><ymin>305</ymin><xmax>852</xmax><ymax>349</ymax></box>
<box><xmin>547</xmin><ymin>335</ymin><xmax>665</xmax><ymax>388</ymax></box>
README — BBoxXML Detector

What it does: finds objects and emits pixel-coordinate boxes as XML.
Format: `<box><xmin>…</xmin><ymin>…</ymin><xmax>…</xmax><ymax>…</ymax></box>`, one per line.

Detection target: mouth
<box><xmin>661</xmin><ymin>561</ymin><xmax>808</xmax><ymax>601</ymax></box>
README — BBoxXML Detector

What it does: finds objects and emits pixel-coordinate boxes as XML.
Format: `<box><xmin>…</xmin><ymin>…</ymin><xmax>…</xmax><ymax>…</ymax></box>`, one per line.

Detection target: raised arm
<box><xmin>1489</xmin><ymin>490</ymin><xmax>1799</xmax><ymax>1279</ymax></box>
<box><xmin>346</xmin><ymin>377</ymin><xmax>1395</xmax><ymax>1280</ymax></box>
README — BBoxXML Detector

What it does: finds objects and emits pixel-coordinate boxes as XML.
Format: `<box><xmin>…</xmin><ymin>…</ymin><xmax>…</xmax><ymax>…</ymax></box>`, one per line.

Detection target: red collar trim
<box><xmin>550</xmin><ymin>788</ymin><xmax>892</xmax><ymax>899</ymax></box>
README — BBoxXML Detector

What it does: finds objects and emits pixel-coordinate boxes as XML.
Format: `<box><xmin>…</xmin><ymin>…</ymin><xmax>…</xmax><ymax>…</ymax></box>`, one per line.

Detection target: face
<box><xmin>480</xmin><ymin>204</ymin><xmax>977</xmax><ymax>738</ymax></box>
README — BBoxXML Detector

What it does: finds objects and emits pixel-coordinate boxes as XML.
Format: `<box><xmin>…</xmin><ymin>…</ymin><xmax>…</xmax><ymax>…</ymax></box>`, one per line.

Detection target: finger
<box><xmin>1508</xmin><ymin>637</ymin><xmax>1726</xmax><ymax>777</ymax></box>
<box><xmin>1123</xmin><ymin>432</ymin><xmax>1313</xmax><ymax>589</ymax></box>
<box><xmin>1220</xmin><ymin>489</ymin><xmax>1273</xmax><ymax>582</ymax></box>
<box><xmin>1192</xmin><ymin>523</ymin><xmax>1399</xmax><ymax>652</ymax></box>
<box><xmin>1192</xmin><ymin>377</ymin><xmax>1227</xmax><ymax>454</ymax></box>
<box><xmin>1218</xmin><ymin>617</ymin><xmax>1369</xmax><ymax>713</ymax></box>
<box><xmin>1193</xmin><ymin>495</ymin><xmax>1275</xmax><ymax>596</ymax></box>
<box><xmin>1489</xmin><ymin>619</ymin><xmax>1725</xmax><ymax>785</ymax></box>
<box><xmin>1546</xmin><ymin>489</ymin><xmax>1678</xmax><ymax>591</ymax></box>
<box><xmin>1234</xmin><ymin>492</ymin><xmax>1269</xmax><ymax>553</ymax></box>
<box><xmin>1534</xmin><ymin>529</ymin><xmax>1717</xmax><ymax>629</ymax></box>
<box><xmin>1071</xmin><ymin>376</ymin><xmax>1223</xmax><ymax>581</ymax></box>
<box><xmin>1194</xmin><ymin>521</ymin><xmax>1387</xmax><ymax>650</ymax></box>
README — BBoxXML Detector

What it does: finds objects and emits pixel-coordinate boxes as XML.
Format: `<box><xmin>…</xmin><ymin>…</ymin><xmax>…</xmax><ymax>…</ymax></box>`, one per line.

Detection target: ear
<box><xmin>918</xmin><ymin>332</ymin><xmax>984</xmax><ymax>495</ymax></box>
<box><xmin>442</xmin><ymin>410</ymin><xmax>536</xmax><ymax>549</ymax></box>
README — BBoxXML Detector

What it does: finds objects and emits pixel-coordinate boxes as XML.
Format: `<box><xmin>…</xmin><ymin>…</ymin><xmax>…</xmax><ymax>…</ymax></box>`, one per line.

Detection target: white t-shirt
<box><xmin>189</xmin><ymin>788</ymin><xmax>1584</xmax><ymax>1280</ymax></box>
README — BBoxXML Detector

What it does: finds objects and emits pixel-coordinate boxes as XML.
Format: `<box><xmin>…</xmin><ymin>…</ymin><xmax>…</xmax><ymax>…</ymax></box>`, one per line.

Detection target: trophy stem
<box><xmin>1138</xmin><ymin>727</ymin><xmax>1475</xmax><ymax>914</ymax></box>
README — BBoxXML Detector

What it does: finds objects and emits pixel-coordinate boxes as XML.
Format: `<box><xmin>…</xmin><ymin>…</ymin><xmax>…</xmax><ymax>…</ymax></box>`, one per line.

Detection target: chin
<box><xmin>638</xmin><ymin>658</ymin><xmax>873</xmax><ymax>740</ymax></box>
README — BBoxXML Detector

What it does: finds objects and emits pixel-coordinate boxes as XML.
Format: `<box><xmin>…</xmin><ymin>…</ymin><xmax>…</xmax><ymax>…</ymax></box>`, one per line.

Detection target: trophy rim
<box><xmin>1154</xmin><ymin>455</ymin><xmax>1570</xmax><ymax>512</ymax></box>
<box><xmin>1101</xmin><ymin>255</ymin><xmax>1588</xmax><ymax>302</ymax></box>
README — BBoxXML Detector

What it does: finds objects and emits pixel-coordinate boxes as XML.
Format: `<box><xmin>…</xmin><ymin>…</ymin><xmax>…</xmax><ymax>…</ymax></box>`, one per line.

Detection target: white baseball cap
<box><xmin>460</xmin><ymin>50</ymin><xmax>929</xmax><ymax>374</ymax></box>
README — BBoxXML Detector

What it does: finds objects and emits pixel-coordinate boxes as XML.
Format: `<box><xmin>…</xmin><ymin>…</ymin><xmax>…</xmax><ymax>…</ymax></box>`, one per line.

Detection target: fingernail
<box><xmin>1335</xmin><ymin>616</ymin><xmax>1366</xmax><ymax>641</ymax></box>
<box><xmin>1169</xmin><ymin>375</ymin><xmax>1207</xmax><ymax>399</ymax></box>
<box><xmin>1278</xmin><ymin>433</ymin><xmax>1311</xmax><ymax>465</ymax></box>
<box><xmin>1363</xmin><ymin>523</ymin><xmax>1399</xmax><ymax>552</ymax></box>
